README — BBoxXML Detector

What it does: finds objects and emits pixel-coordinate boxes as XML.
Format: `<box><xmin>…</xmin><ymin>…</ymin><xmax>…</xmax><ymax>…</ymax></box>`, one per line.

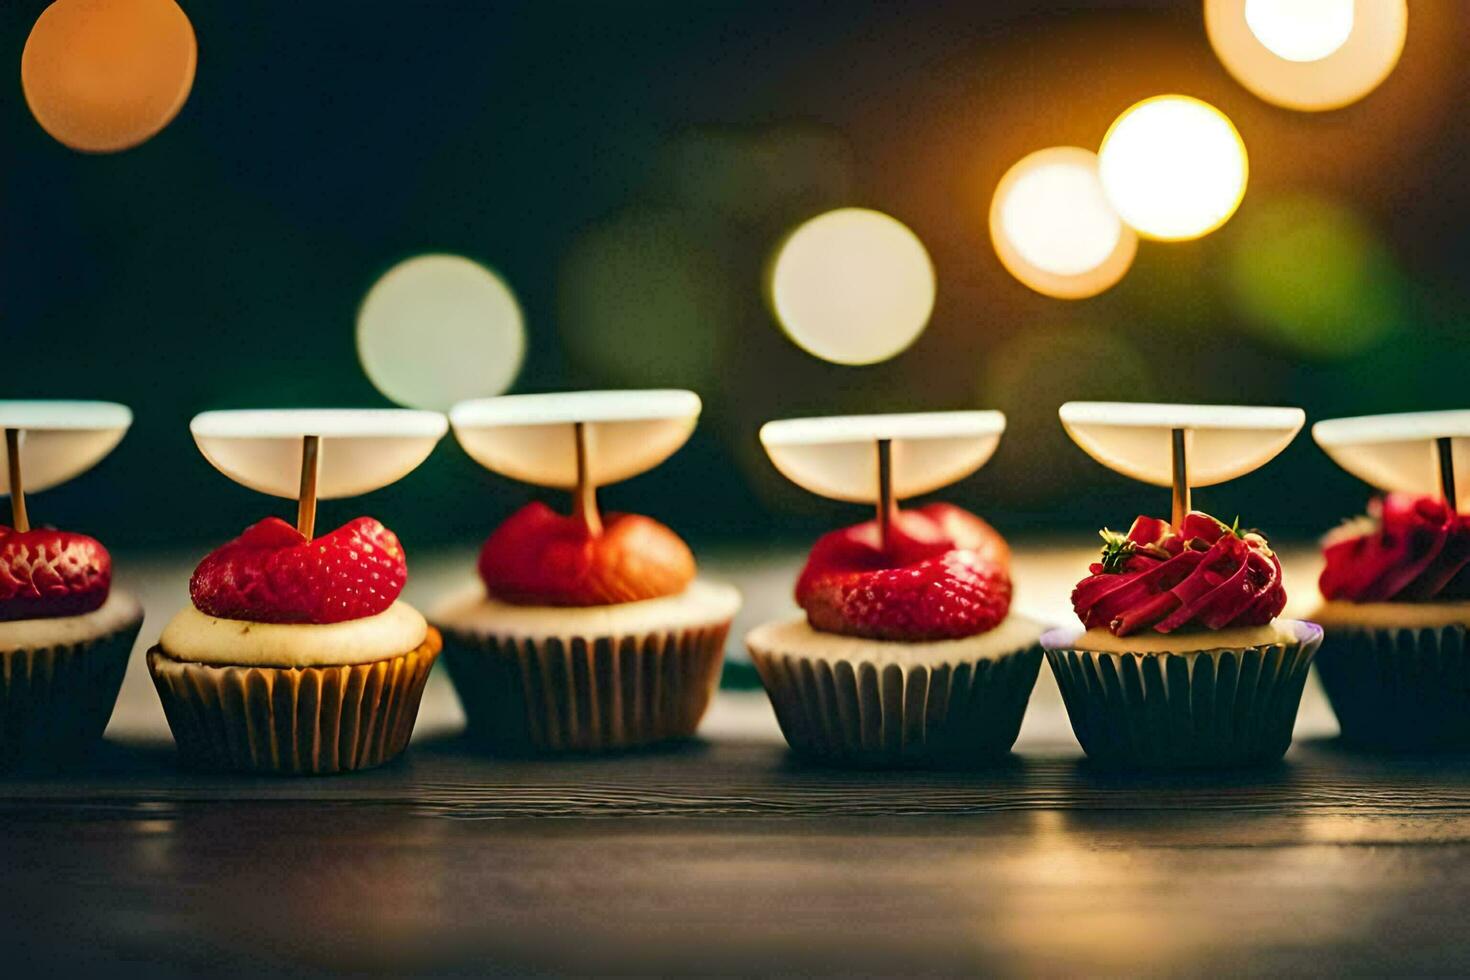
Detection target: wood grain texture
<box><xmin>4</xmin><ymin>792</ymin><xmax>1470</xmax><ymax>976</ymax></box>
<box><xmin>5</xmin><ymin>728</ymin><xmax>1470</xmax><ymax>817</ymax></box>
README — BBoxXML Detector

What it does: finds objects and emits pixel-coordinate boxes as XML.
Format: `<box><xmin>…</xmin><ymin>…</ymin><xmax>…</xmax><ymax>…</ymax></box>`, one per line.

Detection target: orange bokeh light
<box><xmin>1206</xmin><ymin>0</ymin><xmax>1407</xmax><ymax>111</ymax></box>
<box><xmin>22</xmin><ymin>0</ymin><xmax>197</xmax><ymax>153</ymax></box>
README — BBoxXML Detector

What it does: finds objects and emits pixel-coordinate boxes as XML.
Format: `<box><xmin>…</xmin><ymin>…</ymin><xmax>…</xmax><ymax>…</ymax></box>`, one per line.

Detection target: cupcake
<box><xmin>1310</xmin><ymin>410</ymin><xmax>1470</xmax><ymax>749</ymax></box>
<box><xmin>746</xmin><ymin>411</ymin><xmax>1043</xmax><ymax>767</ymax></box>
<box><xmin>0</xmin><ymin>401</ymin><xmax>142</xmax><ymax>767</ymax></box>
<box><xmin>1045</xmin><ymin>401</ymin><xmax>1320</xmax><ymax>768</ymax></box>
<box><xmin>432</xmin><ymin>391</ymin><xmax>741</xmax><ymax>753</ymax></box>
<box><xmin>0</xmin><ymin>526</ymin><xmax>143</xmax><ymax>766</ymax></box>
<box><xmin>147</xmin><ymin>409</ymin><xmax>446</xmax><ymax>775</ymax></box>
<box><xmin>1310</xmin><ymin>493</ymin><xmax>1470</xmax><ymax>749</ymax></box>
<box><xmin>1045</xmin><ymin>511</ymin><xmax>1321</xmax><ymax>768</ymax></box>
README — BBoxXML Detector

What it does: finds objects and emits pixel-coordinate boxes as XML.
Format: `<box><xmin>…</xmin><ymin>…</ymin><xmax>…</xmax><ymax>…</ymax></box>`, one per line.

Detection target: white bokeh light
<box><xmin>1206</xmin><ymin>0</ymin><xmax>1407</xmax><ymax>111</ymax></box>
<box><xmin>769</xmin><ymin>208</ymin><xmax>936</xmax><ymax>365</ymax></box>
<box><xmin>357</xmin><ymin>254</ymin><xmax>525</xmax><ymax>412</ymax></box>
<box><xmin>1244</xmin><ymin>0</ymin><xmax>1354</xmax><ymax>62</ymax></box>
<box><xmin>991</xmin><ymin>147</ymin><xmax>1137</xmax><ymax>299</ymax></box>
<box><xmin>1098</xmin><ymin>96</ymin><xmax>1248</xmax><ymax>242</ymax></box>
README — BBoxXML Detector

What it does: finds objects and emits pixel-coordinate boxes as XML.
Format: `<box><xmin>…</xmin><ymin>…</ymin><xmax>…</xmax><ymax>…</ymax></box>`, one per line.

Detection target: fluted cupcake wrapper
<box><xmin>146</xmin><ymin>628</ymin><xmax>440</xmax><ymax>775</ymax></box>
<box><xmin>1043</xmin><ymin>622</ymin><xmax>1322</xmax><ymax>769</ymax></box>
<box><xmin>1314</xmin><ymin>623</ymin><xmax>1470</xmax><ymax>751</ymax></box>
<box><xmin>436</xmin><ymin>622</ymin><xmax>730</xmax><ymax>753</ymax></box>
<box><xmin>0</xmin><ymin>611</ymin><xmax>144</xmax><ymax>767</ymax></box>
<box><xmin>748</xmin><ymin>637</ymin><xmax>1044</xmax><ymax>768</ymax></box>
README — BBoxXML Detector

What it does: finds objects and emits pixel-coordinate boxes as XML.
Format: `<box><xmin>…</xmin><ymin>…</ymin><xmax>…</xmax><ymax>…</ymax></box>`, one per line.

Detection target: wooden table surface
<box><xmin>5</xmin><ymin>544</ymin><xmax>1470</xmax><ymax>977</ymax></box>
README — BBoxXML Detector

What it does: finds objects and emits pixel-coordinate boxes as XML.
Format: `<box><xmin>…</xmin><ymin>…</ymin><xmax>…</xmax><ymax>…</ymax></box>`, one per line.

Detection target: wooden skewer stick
<box><xmin>573</xmin><ymin>421</ymin><xmax>603</xmax><ymax>536</ymax></box>
<box><xmin>297</xmin><ymin>434</ymin><xmax>320</xmax><ymax>539</ymax></box>
<box><xmin>5</xmin><ymin>428</ymin><xmax>28</xmax><ymax>533</ymax></box>
<box><xmin>1437</xmin><ymin>436</ymin><xmax>1458</xmax><ymax>512</ymax></box>
<box><xmin>1170</xmin><ymin>427</ymin><xmax>1190</xmax><ymax>529</ymax></box>
<box><xmin>877</xmin><ymin>438</ymin><xmax>897</xmax><ymax>554</ymax></box>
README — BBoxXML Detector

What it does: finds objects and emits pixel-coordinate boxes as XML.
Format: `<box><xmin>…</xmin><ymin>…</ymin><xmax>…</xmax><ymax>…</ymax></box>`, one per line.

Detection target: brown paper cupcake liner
<box><xmin>747</xmin><ymin>635</ymin><xmax>1044</xmax><ymax>768</ymax></box>
<box><xmin>437</xmin><ymin>621</ymin><xmax>730</xmax><ymax>753</ymax></box>
<box><xmin>1044</xmin><ymin>621</ymin><xmax>1322</xmax><ymax>769</ymax></box>
<box><xmin>147</xmin><ymin>628</ymin><xmax>441</xmax><ymax>775</ymax></box>
<box><xmin>1314</xmin><ymin>622</ymin><xmax>1470</xmax><ymax>751</ymax></box>
<box><xmin>0</xmin><ymin>609</ymin><xmax>144</xmax><ymax>767</ymax></box>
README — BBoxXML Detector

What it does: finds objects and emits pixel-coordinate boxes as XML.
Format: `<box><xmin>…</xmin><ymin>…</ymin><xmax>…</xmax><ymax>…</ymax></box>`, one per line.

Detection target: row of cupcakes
<box><xmin>0</xmin><ymin>397</ymin><xmax>1465</xmax><ymax>773</ymax></box>
<box><xmin>753</xmin><ymin>403</ymin><xmax>1468</xmax><ymax>769</ymax></box>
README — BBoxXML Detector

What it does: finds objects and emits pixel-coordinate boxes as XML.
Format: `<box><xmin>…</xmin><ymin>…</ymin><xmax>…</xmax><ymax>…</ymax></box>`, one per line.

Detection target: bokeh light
<box><xmin>558</xmin><ymin>208</ymin><xmax>737</xmax><ymax>390</ymax></box>
<box><xmin>658</xmin><ymin>125</ymin><xmax>855</xmax><ymax>225</ymax></box>
<box><xmin>769</xmin><ymin>207</ymin><xmax>936</xmax><ymax>365</ymax></box>
<box><xmin>1206</xmin><ymin>0</ymin><xmax>1407</xmax><ymax>111</ymax></box>
<box><xmin>1245</xmin><ymin>0</ymin><xmax>1353</xmax><ymax>62</ymax></box>
<box><xmin>357</xmin><ymin>254</ymin><xmax>525</xmax><ymax>412</ymax></box>
<box><xmin>22</xmin><ymin>0</ymin><xmax>196</xmax><ymax>153</ymax></box>
<box><xmin>1098</xmin><ymin>96</ymin><xmax>1248</xmax><ymax>242</ymax></box>
<box><xmin>990</xmin><ymin>147</ymin><xmax>1137</xmax><ymax>299</ymax></box>
<box><xmin>1222</xmin><ymin>193</ymin><xmax>1405</xmax><ymax>359</ymax></box>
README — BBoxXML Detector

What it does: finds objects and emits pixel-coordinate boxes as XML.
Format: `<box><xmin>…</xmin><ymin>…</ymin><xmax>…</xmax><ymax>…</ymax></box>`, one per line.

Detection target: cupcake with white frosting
<box><xmin>431</xmin><ymin>510</ymin><xmax>739</xmax><ymax>753</ymax></box>
<box><xmin>431</xmin><ymin>390</ymin><xmax>740</xmax><ymax>753</ymax></box>
<box><xmin>745</xmin><ymin>410</ymin><xmax>1044</xmax><ymax>767</ymax></box>
<box><xmin>0</xmin><ymin>400</ymin><xmax>142</xmax><ymax>767</ymax></box>
<box><xmin>0</xmin><ymin>529</ymin><xmax>143</xmax><ymax>766</ymax></box>
<box><xmin>148</xmin><ymin>516</ymin><xmax>440</xmax><ymax>774</ymax></box>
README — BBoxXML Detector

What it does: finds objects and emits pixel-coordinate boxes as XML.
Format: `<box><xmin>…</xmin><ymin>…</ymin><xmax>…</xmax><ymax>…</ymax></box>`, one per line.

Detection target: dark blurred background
<box><xmin>4</xmin><ymin>0</ymin><xmax>1469</xmax><ymax>552</ymax></box>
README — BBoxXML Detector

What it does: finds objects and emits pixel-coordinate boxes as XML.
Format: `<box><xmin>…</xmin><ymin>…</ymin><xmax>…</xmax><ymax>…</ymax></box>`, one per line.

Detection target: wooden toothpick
<box><xmin>5</xmin><ymin>428</ymin><xmax>28</xmax><ymax>533</ymax></box>
<box><xmin>297</xmin><ymin>434</ymin><xmax>320</xmax><ymax>539</ymax></box>
<box><xmin>877</xmin><ymin>438</ymin><xmax>897</xmax><ymax>554</ymax></box>
<box><xmin>573</xmin><ymin>421</ymin><xmax>603</xmax><ymax>536</ymax></box>
<box><xmin>1438</xmin><ymin>436</ymin><xmax>1459</xmax><ymax>512</ymax></box>
<box><xmin>1170</xmin><ymin>427</ymin><xmax>1190</xmax><ymax>529</ymax></box>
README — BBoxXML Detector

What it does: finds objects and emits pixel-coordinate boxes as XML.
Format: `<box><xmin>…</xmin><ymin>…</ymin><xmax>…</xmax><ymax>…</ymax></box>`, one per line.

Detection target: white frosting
<box><xmin>0</xmin><ymin>591</ymin><xmax>143</xmax><ymax>652</ymax></box>
<box><xmin>1311</xmin><ymin>600</ymin><xmax>1470</xmax><ymax>631</ymax></box>
<box><xmin>1053</xmin><ymin>619</ymin><xmax>1303</xmax><ymax>655</ymax></box>
<box><xmin>745</xmin><ymin>613</ymin><xmax>1044</xmax><ymax>667</ymax></box>
<box><xmin>158</xmin><ymin>600</ymin><xmax>428</xmax><ymax>668</ymax></box>
<box><xmin>430</xmin><ymin>580</ymin><xmax>741</xmax><ymax>641</ymax></box>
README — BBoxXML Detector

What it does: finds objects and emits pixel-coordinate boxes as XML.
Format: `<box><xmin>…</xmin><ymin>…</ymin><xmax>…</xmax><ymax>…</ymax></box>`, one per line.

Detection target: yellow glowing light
<box><xmin>1206</xmin><ymin>0</ymin><xmax>1407</xmax><ymax>111</ymax></box>
<box><xmin>1097</xmin><ymin>95</ymin><xmax>1248</xmax><ymax>242</ymax></box>
<box><xmin>1245</xmin><ymin>0</ymin><xmax>1354</xmax><ymax>62</ymax></box>
<box><xmin>357</xmin><ymin>254</ymin><xmax>525</xmax><ymax>412</ymax></box>
<box><xmin>769</xmin><ymin>208</ymin><xmax>935</xmax><ymax>365</ymax></box>
<box><xmin>990</xmin><ymin>147</ymin><xmax>1137</xmax><ymax>299</ymax></box>
<box><xmin>22</xmin><ymin>0</ymin><xmax>197</xmax><ymax>153</ymax></box>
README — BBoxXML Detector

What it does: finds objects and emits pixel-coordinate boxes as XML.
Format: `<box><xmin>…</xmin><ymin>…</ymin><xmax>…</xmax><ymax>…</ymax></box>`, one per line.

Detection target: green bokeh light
<box><xmin>1222</xmin><ymin>193</ymin><xmax>1406</xmax><ymax>359</ymax></box>
<box><xmin>557</xmin><ymin>208</ymin><xmax>738</xmax><ymax>390</ymax></box>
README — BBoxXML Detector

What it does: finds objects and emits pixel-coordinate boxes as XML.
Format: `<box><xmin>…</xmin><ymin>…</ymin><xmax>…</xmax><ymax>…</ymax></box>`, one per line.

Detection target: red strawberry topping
<box><xmin>1320</xmin><ymin>494</ymin><xmax>1470</xmax><ymax>602</ymax></box>
<box><xmin>190</xmin><ymin>517</ymin><xmax>407</xmax><ymax>624</ymax></box>
<box><xmin>0</xmin><ymin>527</ymin><xmax>111</xmax><ymax>621</ymax></box>
<box><xmin>479</xmin><ymin>502</ymin><xmax>695</xmax><ymax>606</ymax></box>
<box><xmin>795</xmin><ymin>503</ymin><xmax>1013</xmax><ymax>641</ymax></box>
<box><xmin>1071</xmin><ymin>511</ymin><xmax>1285</xmax><ymax>637</ymax></box>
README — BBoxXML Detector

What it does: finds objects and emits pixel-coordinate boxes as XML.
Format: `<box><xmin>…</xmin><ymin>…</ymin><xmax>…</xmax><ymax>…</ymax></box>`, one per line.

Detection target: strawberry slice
<box><xmin>799</xmin><ymin>550</ymin><xmax>1011</xmax><ymax>642</ymax></box>
<box><xmin>0</xmin><ymin>526</ymin><xmax>111</xmax><ymax>621</ymax></box>
<box><xmin>795</xmin><ymin>503</ymin><xmax>1012</xmax><ymax>641</ymax></box>
<box><xmin>478</xmin><ymin>502</ymin><xmax>695</xmax><ymax>606</ymax></box>
<box><xmin>190</xmin><ymin>516</ymin><xmax>406</xmax><ymax>624</ymax></box>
